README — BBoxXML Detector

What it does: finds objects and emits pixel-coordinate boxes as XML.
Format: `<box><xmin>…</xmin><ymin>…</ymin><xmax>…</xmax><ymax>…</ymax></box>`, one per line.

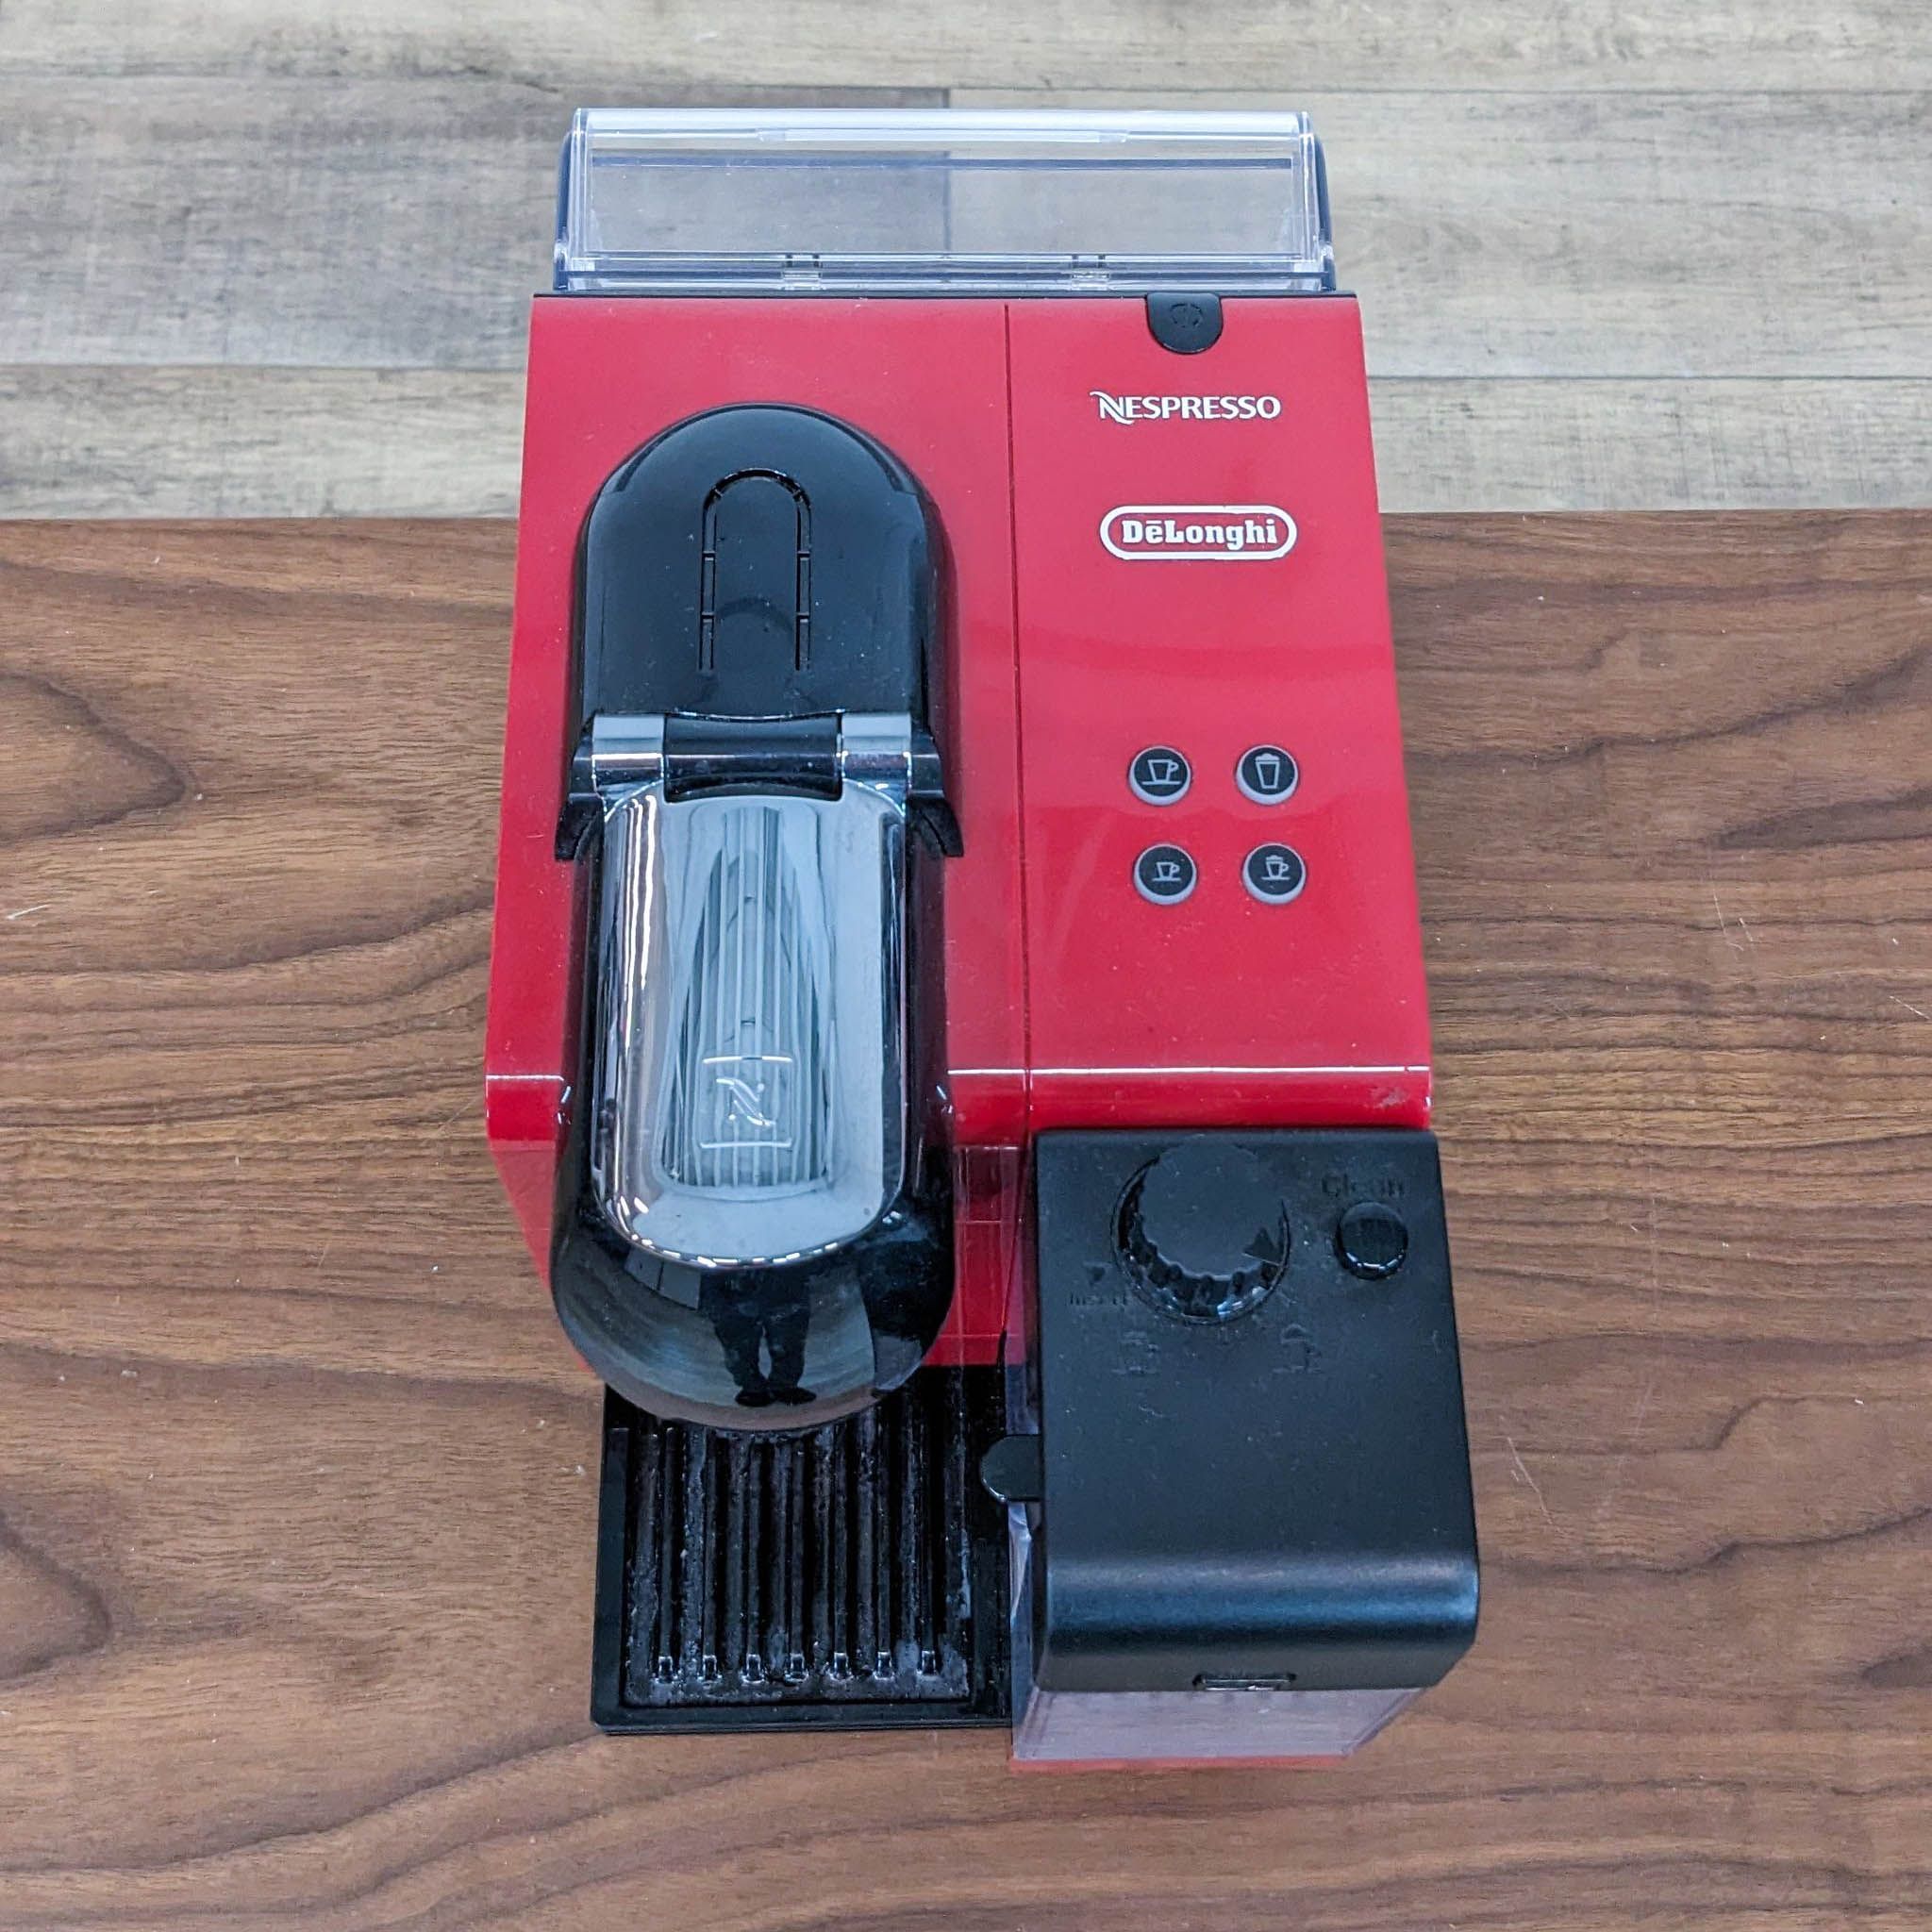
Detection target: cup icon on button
<box><xmin>1135</xmin><ymin>843</ymin><xmax>1198</xmax><ymax>905</ymax></box>
<box><xmin>1129</xmin><ymin>745</ymin><xmax>1192</xmax><ymax>805</ymax></box>
<box><xmin>1237</xmin><ymin>744</ymin><xmax>1299</xmax><ymax>804</ymax></box>
<box><xmin>1243</xmin><ymin>842</ymin><xmax>1307</xmax><ymax>904</ymax></box>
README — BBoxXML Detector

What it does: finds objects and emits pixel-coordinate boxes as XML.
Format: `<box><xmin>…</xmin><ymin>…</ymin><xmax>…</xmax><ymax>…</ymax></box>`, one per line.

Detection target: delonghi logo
<box><xmin>1091</xmin><ymin>391</ymin><xmax>1282</xmax><ymax>425</ymax></box>
<box><xmin>1100</xmin><ymin>505</ymin><xmax>1298</xmax><ymax>563</ymax></box>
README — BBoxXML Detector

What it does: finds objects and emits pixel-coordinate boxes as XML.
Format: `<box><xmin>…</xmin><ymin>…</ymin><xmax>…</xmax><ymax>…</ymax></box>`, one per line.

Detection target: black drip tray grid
<box><xmin>592</xmin><ymin>1368</ymin><xmax>1008</xmax><ymax>1731</ymax></box>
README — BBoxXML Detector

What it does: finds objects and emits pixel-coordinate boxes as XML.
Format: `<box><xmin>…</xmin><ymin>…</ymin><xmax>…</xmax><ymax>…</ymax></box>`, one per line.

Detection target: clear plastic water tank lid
<box><xmin>556</xmin><ymin>108</ymin><xmax>1334</xmax><ymax>295</ymax></box>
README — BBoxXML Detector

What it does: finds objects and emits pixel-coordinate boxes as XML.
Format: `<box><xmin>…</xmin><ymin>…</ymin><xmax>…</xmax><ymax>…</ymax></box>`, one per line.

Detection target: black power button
<box><xmin>1145</xmin><ymin>293</ymin><xmax>1224</xmax><ymax>355</ymax></box>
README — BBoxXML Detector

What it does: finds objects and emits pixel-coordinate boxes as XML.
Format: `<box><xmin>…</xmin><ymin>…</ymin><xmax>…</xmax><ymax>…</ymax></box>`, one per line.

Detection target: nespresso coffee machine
<box><xmin>486</xmin><ymin>109</ymin><xmax>1477</xmax><ymax>1766</ymax></box>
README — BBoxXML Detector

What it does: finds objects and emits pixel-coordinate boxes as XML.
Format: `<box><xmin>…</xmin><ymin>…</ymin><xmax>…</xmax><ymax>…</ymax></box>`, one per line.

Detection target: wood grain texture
<box><xmin>6</xmin><ymin>83</ymin><xmax>1925</xmax><ymax>377</ymax></box>
<box><xmin>1366</xmin><ymin>378</ymin><xmax>1932</xmax><ymax>511</ymax></box>
<box><xmin>2</xmin><ymin>0</ymin><xmax>1924</xmax><ymax>91</ymax></box>
<box><xmin>9</xmin><ymin>368</ymin><xmax>1931</xmax><ymax>519</ymax></box>
<box><xmin>0</xmin><ymin>368</ymin><xmax>527</xmax><ymax>517</ymax></box>
<box><xmin>0</xmin><ymin>512</ymin><xmax>1928</xmax><ymax>1928</ymax></box>
<box><xmin>0</xmin><ymin>80</ymin><xmax>943</xmax><ymax>370</ymax></box>
<box><xmin>2</xmin><ymin>60</ymin><xmax>1924</xmax><ymax>515</ymax></box>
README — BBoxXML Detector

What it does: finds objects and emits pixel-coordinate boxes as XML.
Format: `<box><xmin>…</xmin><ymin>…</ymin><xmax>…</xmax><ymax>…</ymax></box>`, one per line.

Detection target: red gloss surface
<box><xmin>1006</xmin><ymin>299</ymin><xmax>1430</xmax><ymax>1133</ymax></box>
<box><xmin>487</xmin><ymin>294</ymin><xmax>1431</xmax><ymax>1364</ymax></box>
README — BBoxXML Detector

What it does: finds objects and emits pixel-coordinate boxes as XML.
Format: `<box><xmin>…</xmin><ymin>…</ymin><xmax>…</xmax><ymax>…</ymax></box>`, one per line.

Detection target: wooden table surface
<box><xmin>1</xmin><ymin>512</ymin><xmax>1928</xmax><ymax>1929</ymax></box>
<box><xmin>5</xmin><ymin>5</ymin><xmax>1929</xmax><ymax>519</ymax></box>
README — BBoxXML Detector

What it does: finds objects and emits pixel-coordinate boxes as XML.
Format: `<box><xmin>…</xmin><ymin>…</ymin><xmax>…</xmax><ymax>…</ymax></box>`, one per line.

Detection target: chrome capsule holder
<box><xmin>576</xmin><ymin>711</ymin><xmax>919</xmax><ymax>1272</ymax></box>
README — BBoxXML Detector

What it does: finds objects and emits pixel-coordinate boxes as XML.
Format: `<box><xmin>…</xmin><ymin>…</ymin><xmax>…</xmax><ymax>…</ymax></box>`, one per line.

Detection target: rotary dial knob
<box><xmin>1117</xmin><ymin>1141</ymin><xmax>1290</xmax><ymax>1323</ymax></box>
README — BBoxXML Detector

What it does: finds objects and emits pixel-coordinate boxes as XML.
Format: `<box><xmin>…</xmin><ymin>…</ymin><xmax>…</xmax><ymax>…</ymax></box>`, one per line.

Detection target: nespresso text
<box><xmin>1091</xmin><ymin>391</ymin><xmax>1282</xmax><ymax>425</ymax></box>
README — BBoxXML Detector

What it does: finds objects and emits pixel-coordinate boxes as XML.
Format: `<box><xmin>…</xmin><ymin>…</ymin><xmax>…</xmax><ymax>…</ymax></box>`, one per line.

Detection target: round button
<box><xmin>1128</xmin><ymin>745</ymin><xmax>1191</xmax><ymax>806</ymax></box>
<box><xmin>1337</xmin><ymin>1201</ymin><xmax>1408</xmax><ymax>1279</ymax></box>
<box><xmin>1243</xmin><ymin>843</ymin><xmax>1307</xmax><ymax>904</ymax></box>
<box><xmin>1117</xmin><ymin>1141</ymin><xmax>1290</xmax><ymax>1324</ymax></box>
<box><xmin>1134</xmin><ymin>844</ymin><xmax>1197</xmax><ymax>905</ymax></box>
<box><xmin>1236</xmin><ymin>745</ymin><xmax>1299</xmax><ymax>805</ymax></box>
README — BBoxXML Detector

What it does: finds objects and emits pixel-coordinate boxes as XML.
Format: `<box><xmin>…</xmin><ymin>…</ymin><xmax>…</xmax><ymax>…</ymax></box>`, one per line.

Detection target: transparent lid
<box><xmin>555</xmin><ymin>108</ymin><xmax>1333</xmax><ymax>295</ymax></box>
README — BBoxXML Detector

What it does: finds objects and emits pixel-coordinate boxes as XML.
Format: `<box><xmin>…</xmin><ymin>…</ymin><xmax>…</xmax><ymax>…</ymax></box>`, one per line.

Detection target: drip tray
<box><xmin>591</xmin><ymin>1368</ymin><xmax>1010</xmax><ymax>1731</ymax></box>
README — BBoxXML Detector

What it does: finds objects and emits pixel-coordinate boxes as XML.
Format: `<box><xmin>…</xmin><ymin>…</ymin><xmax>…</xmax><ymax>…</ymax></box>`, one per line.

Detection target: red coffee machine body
<box><xmin>486</xmin><ymin>110</ymin><xmax>1475</xmax><ymax>1765</ymax></box>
